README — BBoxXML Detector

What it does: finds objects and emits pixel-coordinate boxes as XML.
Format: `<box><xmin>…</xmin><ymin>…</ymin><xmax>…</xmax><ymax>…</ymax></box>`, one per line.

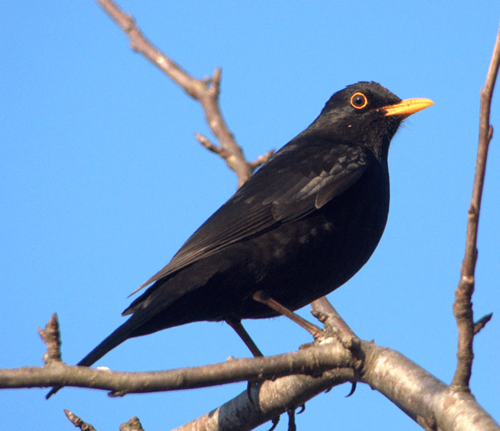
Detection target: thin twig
<box><xmin>474</xmin><ymin>313</ymin><xmax>493</xmax><ymax>335</ymax></box>
<box><xmin>37</xmin><ymin>313</ymin><xmax>62</xmax><ymax>364</ymax></box>
<box><xmin>451</xmin><ymin>23</ymin><xmax>500</xmax><ymax>390</ymax></box>
<box><xmin>119</xmin><ymin>416</ymin><xmax>145</xmax><ymax>431</ymax></box>
<box><xmin>64</xmin><ymin>409</ymin><xmax>97</xmax><ymax>431</ymax></box>
<box><xmin>248</xmin><ymin>149</ymin><xmax>275</xmax><ymax>170</ymax></box>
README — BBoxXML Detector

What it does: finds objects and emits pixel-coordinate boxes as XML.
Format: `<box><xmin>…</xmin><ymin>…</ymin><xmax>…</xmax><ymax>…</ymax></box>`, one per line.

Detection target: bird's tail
<box><xmin>45</xmin><ymin>319</ymin><xmax>136</xmax><ymax>399</ymax></box>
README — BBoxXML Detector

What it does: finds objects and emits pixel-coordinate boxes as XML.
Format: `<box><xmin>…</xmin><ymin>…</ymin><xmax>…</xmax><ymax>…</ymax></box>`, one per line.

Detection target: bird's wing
<box><xmin>133</xmin><ymin>142</ymin><xmax>368</xmax><ymax>294</ymax></box>
<box><xmin>266</xmin><ymin>144</ymin><xmax>368</xmax><ymax>222</ymax></box>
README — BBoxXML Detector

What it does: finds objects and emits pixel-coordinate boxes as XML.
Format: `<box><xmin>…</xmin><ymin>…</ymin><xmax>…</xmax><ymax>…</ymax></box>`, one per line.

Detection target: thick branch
<box><xmin>3</xmin><ymin>310</ymin><xmax>498</xmax><ymax>430</ymax></box>
<box><xmin>452</xmin><ymin>23</ymin><xmax>500</xmax><ymax>390</ymax></box>
<box><xmin>173</xmin><ymin>367</ymin><xmax>352</xmax><ymax>431</ymax></box>
<box><xmin>174</xmin><ymin>342</ymin><xmax>499</xmax><ymax>431</ymax></box>
<box><xmin>363</xmin><ymin>348</ymin><xmax>499</xmax><ymax>431</ymax></box>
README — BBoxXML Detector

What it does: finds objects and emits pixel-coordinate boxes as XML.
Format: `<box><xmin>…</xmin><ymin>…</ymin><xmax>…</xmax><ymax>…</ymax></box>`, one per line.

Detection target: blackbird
<box><xmin>47</xmin><ymin>82</ymin><xmax>432</xmax><ymax>397</ymax></box>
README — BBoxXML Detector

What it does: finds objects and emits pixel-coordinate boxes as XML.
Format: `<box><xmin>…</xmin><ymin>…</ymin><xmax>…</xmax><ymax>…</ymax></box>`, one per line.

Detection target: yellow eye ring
<box><xmin>350</xmin><ymin>92</ymin><xmax>368</xmax><ymax>109</ymax></box>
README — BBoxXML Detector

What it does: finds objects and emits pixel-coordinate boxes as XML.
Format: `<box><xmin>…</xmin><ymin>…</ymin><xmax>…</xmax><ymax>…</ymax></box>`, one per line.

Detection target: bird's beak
<box><xmin>379</xmin><ymin>98</ymin><xmax>434</xmax><ymax>118</ymax></box>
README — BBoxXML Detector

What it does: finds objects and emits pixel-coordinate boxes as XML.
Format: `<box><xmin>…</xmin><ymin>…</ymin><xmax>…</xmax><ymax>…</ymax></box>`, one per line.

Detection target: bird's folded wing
<box><xmin>268</xmin><ymin>145</ymin><xmax>368</xmax><ymax>221</ymax></box>
<box><xmin>132</xmin><ymin>142</ymin><xmax>368</xmax><ymax>294</ymax></box>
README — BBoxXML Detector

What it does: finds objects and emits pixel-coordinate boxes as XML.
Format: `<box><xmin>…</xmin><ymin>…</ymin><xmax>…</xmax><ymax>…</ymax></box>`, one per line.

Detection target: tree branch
<box><xmin>174</xmin><ymin>336</ymin><xmax>499</xmax><ymax>431</ymax></box>
<box><xmin>452</xmin><ymin>22</ymin><xmax>500</xmax><ymax>390</ymax></box>
<box><xmin>3</xmin><ymin>306</ymin><xmax>498</xmax><ymax>430</ymax></box>
<box><xmin>94</xmin><ymin>0</ymin><xmax>274</xmax><ymax>187</ymax></box>
<box><xmin>0</xmin><ymin>339</ymin><xmax>354</xmax><ymax>394</ymax></box>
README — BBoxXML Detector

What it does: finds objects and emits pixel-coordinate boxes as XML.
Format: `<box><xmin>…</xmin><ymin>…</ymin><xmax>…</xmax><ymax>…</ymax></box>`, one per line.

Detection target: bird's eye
<box><xmin>350</xmin><ymin>92</ymin><xmax>368</xmax><ymax>109</ymax></box>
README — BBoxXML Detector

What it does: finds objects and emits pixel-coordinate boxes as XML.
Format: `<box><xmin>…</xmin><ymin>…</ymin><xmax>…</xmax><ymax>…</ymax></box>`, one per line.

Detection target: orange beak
<box><xmin>379</xmin><ymin>98</ymin><xmax>434</xmax><ymax>118</ymax></box>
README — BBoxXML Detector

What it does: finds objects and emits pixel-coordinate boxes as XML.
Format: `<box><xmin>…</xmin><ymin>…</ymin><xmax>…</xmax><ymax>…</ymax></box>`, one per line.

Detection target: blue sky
<box><xmin>1</xmin><ymin>2</ymin><xmax>499</xmax><ymax>430</ymax></box>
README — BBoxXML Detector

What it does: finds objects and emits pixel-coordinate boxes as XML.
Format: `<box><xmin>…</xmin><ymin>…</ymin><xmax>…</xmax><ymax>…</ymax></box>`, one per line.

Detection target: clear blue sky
<box><xmin>1</xmin><ymin>2</ymin><xmax>499</xmax><ymax>430</ymax></box>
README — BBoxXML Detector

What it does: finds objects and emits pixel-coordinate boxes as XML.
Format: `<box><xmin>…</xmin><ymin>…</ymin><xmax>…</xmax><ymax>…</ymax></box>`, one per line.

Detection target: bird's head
<box><xmin>311</xmin><ymin>82</ymin><xmax>433</xmax><ymax>160</ymax></box>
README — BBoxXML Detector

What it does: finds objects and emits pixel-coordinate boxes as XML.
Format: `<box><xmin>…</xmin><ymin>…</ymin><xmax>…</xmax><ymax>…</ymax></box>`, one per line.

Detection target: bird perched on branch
<box><xmin>47</xmin><ymin>81</ymin><xmax>432</xmax><ymax>398</ymax></box>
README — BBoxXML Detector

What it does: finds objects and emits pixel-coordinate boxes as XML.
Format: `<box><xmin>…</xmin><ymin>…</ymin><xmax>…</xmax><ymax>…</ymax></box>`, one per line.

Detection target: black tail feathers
<box><xmin>45</xmin><ymin>320</ymin><xmax>136</xmax><ymax>399</ymax></box>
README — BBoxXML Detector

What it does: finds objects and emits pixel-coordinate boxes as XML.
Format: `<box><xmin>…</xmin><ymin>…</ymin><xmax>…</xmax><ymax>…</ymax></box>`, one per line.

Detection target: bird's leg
<box><xmin>226</xmin><ymin>318</ymin><xmax>264</xmax><ymax>405</ymax></box>
<box><xmin>252</xmin><ymin>290</ymin><xmax>323</xmax><ymax>339</ymax></box>
<box><xmin>226</xmin><ymin>318</ymin><xmax>263</xmax><ymax>357</ymax></box>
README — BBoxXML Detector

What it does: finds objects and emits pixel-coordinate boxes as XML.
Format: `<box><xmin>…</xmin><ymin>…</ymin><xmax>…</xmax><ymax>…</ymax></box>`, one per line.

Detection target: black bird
<box><xmin>47</xmin><ymin>82</ymin><xmax>432</xmax><ymax>397</ymax></box>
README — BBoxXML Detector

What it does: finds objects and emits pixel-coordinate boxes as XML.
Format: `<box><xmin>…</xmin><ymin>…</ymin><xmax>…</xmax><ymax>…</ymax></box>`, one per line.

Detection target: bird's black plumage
<box><xmin>47</xmin><ymin>82</ymin><xmax>432</xmax><ymax>397</ymax></box>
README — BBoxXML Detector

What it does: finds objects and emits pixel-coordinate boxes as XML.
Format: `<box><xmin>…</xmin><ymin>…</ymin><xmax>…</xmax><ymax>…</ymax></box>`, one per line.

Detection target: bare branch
<box><xmin>94</xmin><ymin>0</ymin><xmax>272</xmax><ymax>187</ymax></box>
<box><xmin>0</xmin><ymin>343</ymin><xmax>354</xmax><ymax>394</ymax></box>
<box><xmin>194</xmin><ymin>133</ymin><xmax>230</xmax><ymax>158</ymax></box>
<box><xmin>452</xmin><ymin>23</ymin><xmax>500</xmax><ymax>390</ymax></box>
<box><xmin>173</xmin><ymin>367</ymin><xmax>352</xmax><ymax>431</ymax></box>
<box><xmin>3</xmin><ymin>309</ymin><xmax>498</xmax><ymax>430</ymax></box>
<box><xmin>176</xmin><ymin>339</ymin><xmax>500</xmax><ymax>431</ymax></box>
